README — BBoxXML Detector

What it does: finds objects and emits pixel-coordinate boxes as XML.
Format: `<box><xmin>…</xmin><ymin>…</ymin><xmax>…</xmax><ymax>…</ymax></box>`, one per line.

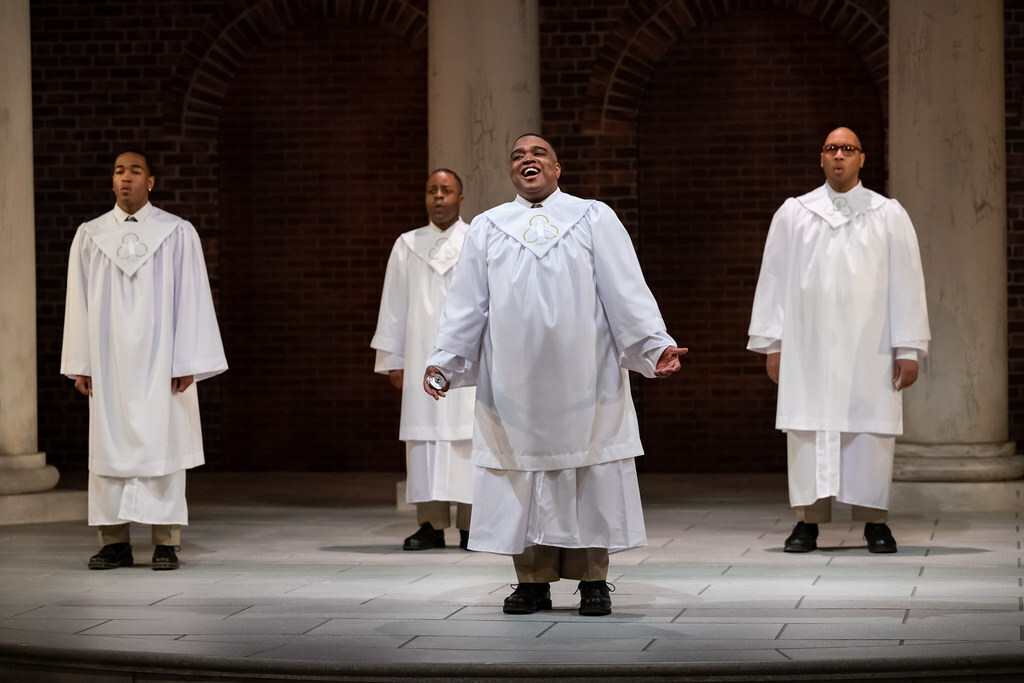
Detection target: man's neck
<box><xmin>524</xmin><ymin>188</ymin><xmax>557</xmax><ymax>205</ymax></box>
<box><xmin>117</xmin><ymin>201</ymin><xmax>145</xmax><ymax>215</ymax></box>
<box><xmin>826</xmin><ymin>179</ymin><xmax>858</xmax><ymax>194</ymax></box>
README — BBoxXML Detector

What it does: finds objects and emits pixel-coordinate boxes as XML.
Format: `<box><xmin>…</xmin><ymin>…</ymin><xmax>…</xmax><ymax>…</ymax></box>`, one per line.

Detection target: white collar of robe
<box><xmin>486</xmin><ymin>190</ymin><xmax>594</xmax><ymax>259</ymax></box>
<box><xmin>798</xmin><ymin>182</ymin><xmax>885</xmax><ymax>230</ymax></box>
<box><xmin>87</xmin><ymin>208</ymin><xmax>178</xmax><ymax>278</ymax></box>
<box><xmin>402</xmin><ymin>219</ymin><xmax>469</xmax><ymax>276</ymax></box>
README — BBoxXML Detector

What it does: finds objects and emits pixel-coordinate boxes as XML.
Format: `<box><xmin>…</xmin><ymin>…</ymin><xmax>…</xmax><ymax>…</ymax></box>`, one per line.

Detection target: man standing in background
<box><xmin>372</xmin><ymin>169</ymin><xmax>476</xmax><ymax>550</ymax></box>
<box><xmin>62</xmin><ymin>150</ymin><xmax>227</xmax><ymax>571</ymax></box>
<box><xmin>748</xmin><ymin>127</ymin><xmax>930</xmax><ymax>554</ymax></box>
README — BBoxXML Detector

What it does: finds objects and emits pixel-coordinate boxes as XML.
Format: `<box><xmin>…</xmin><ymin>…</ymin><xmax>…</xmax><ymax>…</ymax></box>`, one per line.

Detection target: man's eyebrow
<box><xmin>511</xmin><ymin>145</ymin><xmax>549</xmax><ymax>156</ymax></box>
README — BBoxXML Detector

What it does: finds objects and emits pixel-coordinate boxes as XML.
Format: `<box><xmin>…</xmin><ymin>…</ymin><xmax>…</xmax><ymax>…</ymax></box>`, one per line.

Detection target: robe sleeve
<box><xmin>590</xmin><ymin>202</ymin><xmax>673</xmax><ymax>364</ymax></box>
<box><xmin>171</xmin><ymin>223</ymin><xmax>228</xmax><ymax>381</ymax></box>
<box><xmin>374</xmin><ymin>350</ymin><xmax>404</xmax><ymax>374</ymax></box>
<box><xmin>60</xmin><ymin>225</ymin><xmax>92</xmax><ymax>379</ymax></box>
<box><xmin>427</xmin><ymin>216</ymin><xmax>489</xmax><ymax>387</ymax></box>
<box><xmin>747</xmin><ymin>199</ymin><xmax>793</xmax><ymax>350</ymax></box>
<box><xmin>886</xmin><ymin>200</ymin><xmax>931</xmax><ymax>357</ymax></box>
<box><xmin>370</xmin><ymin>238</ymin><xmax>409</xmax><ymax>367</ymax></box>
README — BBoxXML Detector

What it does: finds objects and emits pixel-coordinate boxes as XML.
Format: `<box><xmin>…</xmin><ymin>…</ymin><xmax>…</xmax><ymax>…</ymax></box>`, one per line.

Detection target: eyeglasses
<box><xmin>822</xmin><ymin>144</ymin><xmax>861</xmax><ymax>156</ymax></box>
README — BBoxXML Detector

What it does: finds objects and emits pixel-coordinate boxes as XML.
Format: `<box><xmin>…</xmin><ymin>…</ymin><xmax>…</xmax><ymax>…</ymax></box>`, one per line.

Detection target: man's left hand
<box><xmin>893</xmin><ymin>359</ymin><xmax>918</xmax><ymax>391</ymax></box>
<box><xmin>172</xmin><ymin>375</ymin><xmax>195</xmax><ymax>393</ymax></box>
<box><xmin>655</xmin><ymin>346</ymin><xmax>688</xmax><ymax>378</ymax></box>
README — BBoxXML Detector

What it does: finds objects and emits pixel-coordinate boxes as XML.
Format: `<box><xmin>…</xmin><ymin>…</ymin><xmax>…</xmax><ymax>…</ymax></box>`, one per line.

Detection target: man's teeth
<box><xmin>524</xmin><ymin>168</ymin><xmax>539</xmax><ymax>177</ymax></box>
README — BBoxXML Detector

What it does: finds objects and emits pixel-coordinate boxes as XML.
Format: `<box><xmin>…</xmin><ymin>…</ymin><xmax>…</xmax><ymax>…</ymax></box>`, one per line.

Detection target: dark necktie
<box><xmin>125</xmin><ymin>215</ymin><xmax>137</xmax><ymax>222</ymax></box>
<box><xmin>531</xmin><ymin>203</ymin><xmax>542</xmax><ymax>209</ymax></box>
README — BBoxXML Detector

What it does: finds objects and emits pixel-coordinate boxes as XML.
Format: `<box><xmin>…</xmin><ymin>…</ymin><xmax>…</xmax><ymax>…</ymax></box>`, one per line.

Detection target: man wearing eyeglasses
<box><xmin>748</xmin><ymin>127</ymin><xmax>930</xmax><ymax>554</ymax></box>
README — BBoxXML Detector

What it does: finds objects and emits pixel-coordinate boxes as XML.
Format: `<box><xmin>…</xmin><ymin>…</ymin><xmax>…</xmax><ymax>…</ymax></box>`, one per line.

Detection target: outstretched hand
<box><xmin>655</xmin><ymin>346</ymin><xmax>688</xmax><ymax>378</ymax></box>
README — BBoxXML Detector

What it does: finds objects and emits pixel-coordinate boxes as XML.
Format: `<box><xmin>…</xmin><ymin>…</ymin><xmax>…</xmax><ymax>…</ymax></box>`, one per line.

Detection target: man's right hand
<box><xmin>766</xmin><ymin>352</ymin><xmax>780</xmax><ymax>384</ymax></box>
<box><xmin>74</xmin><ymin>375</ymin><xmax>93</xmax><ymax>396</ymax></box>
<box><xmin>423</xmin><ymin>366</ymin><xmax>450</xmax><ymax>400</ymax></box>
<box><xmin>388</xmin><ymin>369</ymin><xmax>404</xmax><ymax>389</ymax></box>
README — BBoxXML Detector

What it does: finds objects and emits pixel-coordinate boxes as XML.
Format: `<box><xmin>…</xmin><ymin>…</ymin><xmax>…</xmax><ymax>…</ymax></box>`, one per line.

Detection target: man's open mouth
<box><xmin>522</xmin><ymin>168</ymin><xmax>540</xmax><ymax>178</ymax></box>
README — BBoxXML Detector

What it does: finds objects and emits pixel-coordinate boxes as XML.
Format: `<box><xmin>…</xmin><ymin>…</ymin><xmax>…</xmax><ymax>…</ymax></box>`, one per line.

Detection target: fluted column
<box><xmin>427</xmin><ymin>0</ymin><xmax>541</xmax><ymax>221</ymax></box>
<box><xmin>890</xmin><ymin>0</ymin><xmax>1024</xmax><ymax>482</ymax></box>
<box><xmin>0</xmin><ymin>0</ymin><xmax>85</xmax><ymax>523</ymax></box>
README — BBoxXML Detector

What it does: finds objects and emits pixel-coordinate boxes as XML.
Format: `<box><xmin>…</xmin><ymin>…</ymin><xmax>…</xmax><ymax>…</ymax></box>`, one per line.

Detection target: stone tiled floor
<box><xmin>0</xmin><ymin>472</ymin><xmax>1022</xmax><ymax>681</ymax></box>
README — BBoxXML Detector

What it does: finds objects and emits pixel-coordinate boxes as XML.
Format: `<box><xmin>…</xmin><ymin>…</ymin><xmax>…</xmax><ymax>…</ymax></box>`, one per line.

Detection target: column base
<box><xmin>0</xmin><ymin>489</ymin><xmax>87</xmax><ymax>525</ymax></box>
<box><xmin>890</xmin><ymin>480</ymin><xmax>1023</xmax><ymax>512</ymax></box>
<box><xmin>893</xmin><ymin>441</ymin><xmax>1024</xmax><ymax>481</ymax></box>
<box><xmin>0</xmin><ymin>452</ymin><xmax>87</xmax><ymax>524</ymax></box>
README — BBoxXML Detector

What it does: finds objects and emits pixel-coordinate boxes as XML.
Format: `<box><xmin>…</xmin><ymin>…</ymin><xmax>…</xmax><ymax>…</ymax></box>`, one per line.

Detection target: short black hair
<box><xmin>114</xmin><ymin>150</ymin><xmax>154</xmax><ymax>177</ymax></box>
<box><xmin>428</xmin><ymin>168</ymin><xmax>463</xmax><ymax>193</ymax></box>
<box><xmin>511</xmin><ymin>133</ymin><xmax>557</xmax><ymax>160</ymax></box>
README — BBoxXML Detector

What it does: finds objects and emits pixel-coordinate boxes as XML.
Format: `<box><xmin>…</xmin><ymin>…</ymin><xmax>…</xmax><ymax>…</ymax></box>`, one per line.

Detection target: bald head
<box><xmin>820</xmin><ymin>127</ymin><xmax>865</xmax><ymax>193</ymax></box>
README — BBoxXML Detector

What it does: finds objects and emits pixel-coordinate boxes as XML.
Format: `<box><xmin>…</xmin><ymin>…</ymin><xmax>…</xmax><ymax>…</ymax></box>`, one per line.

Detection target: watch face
<box><xmin>427</xmin><ymin>375</ymin><xmax>445</xmax><ymax>390</ymax></box>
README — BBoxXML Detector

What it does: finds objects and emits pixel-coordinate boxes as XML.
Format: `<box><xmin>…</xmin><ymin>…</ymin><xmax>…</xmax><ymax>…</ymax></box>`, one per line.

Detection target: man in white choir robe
<box><xmin>423</xmin><ymin>134</ymin><xmax>687</xmax><ymax>616</ymax></box>
<box><xmin>748</xmin><ymin>127</ymin><xmax>930</xmax><ymax>554</ymax></box>
<box><xmin>61</xmin><ymin>150</ymin><xmax>227</xmax><ymax>571</ymax></box>
<box><xmin>371</xmin><ymin>169</ymin><xmax>476</xmax><ymax>551</ymax></box>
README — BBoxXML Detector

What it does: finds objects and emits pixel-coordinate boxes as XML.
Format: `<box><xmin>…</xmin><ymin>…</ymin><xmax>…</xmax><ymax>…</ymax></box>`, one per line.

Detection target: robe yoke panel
<box><xmin>61</xmin><ymin>209</ymin><xmax>226</xmax><ymax>477</ymax></box>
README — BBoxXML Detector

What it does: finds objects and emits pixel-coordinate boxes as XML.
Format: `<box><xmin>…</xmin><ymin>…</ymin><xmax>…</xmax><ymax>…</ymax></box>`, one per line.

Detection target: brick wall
<box><xmin>636</xmin><ymin>9</ymin><xmax>885</xmax><ymax>472</ymax></box>
<box><xmin>31</xmin><ymin>0</ymin><xmax>428</xmax><ymax>474</ymax></box>
<box><xmin>30</xmin><ymin>0</ymin><xmax>1023</xmax><ymax>473</ymax></box>
<box><xmin>537</xmin><ymin>1</ymin><xmax>887</xmax><ymax>472</ymax></box>
<box><xmin>217</xmin><ymin>21</ymin><xmax>427</xmax><ymax>471</ymax></box>
<box><xmin>1007</xmin><ymin>4</ymin><xmax>1024</xmax><ymax>445</ymax></box>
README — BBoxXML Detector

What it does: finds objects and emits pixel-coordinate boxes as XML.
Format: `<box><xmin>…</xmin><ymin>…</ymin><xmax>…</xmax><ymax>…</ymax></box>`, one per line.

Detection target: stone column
<box><xmin>427</xmin><ymin>0</ymin><xmax>541</xmax><ymax>221</ymax></box>
<box><xmin>889</xmin><ymin>0</ymin><xmax>1024</xmax><ymax>486</ymax></box>
<box><xmin>0</xmin><ymin>0</ymin><xmax>86</xmax><ymax>523</ymax></box>
<box><xmin>395</xmin><ymin>1</ymin><xmax>541</xmax><ymax>508</ymax></box>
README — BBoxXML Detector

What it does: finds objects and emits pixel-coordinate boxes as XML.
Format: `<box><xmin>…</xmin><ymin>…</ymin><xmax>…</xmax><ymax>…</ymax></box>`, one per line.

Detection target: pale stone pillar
<box><xmin>0</xmin><ymin>0</ymin><xmax>86</xmax><ymax>523</ymax></box>
<box><xmin>889</xmin><ymin>0</ymin><xmax>1024</xmax><ymax>484</ymax></box>
<box><xmin>427</xmin><ymin>0</ymin><xmax>541</xmax><ymax>221</ymax></box>
<box><xmin>397</xmin><ymin>1</ymin><xmax>541</xmax><ymax>508</ymax></box>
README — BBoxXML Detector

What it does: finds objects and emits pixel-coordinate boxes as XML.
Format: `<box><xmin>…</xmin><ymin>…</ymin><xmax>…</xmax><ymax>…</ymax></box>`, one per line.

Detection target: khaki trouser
<box><xmin>796</xmin><ymin>498</ymin><xmax>888</xmax><ymax>524</ymax></box>
<box><xmin>512</xmin><ymin>545</ymin><xmax>609</xmax><ymax>583</ymax></box>
<box><xmin>416</xmin><ymin>501</ymin><xmax>472</xmax><ymax>530</ymax></box>
<box><xmin>99</xmin><ymin>523</ymin><xmax>181</xmax><ymax>547</ymax></box>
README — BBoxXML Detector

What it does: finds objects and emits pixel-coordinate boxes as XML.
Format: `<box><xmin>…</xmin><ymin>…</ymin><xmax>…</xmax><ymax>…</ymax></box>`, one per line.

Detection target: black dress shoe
<box><xmin>864</xmin><ymin>522</ymin><xmax>898</xmax><ymax>553</ymax></box>
<box><xmin>459</xmin><ymin>529</ymin><xmax>470</xmax><ymax>550</ymax></box>
<box><xmin>577</xmin><ymin>580</ymin><xmax>613</xmax><ymax>616</ymax></box>
<box><xmin>502</xmin><ymin>583</ymin><xmax>552</xmax><ymax>614</ymax></box>
<box><xmin>88</xmin><ymin>542</ymin><xmax>134</xmax><ymax>570</ymax></box>
<box><xmin>403</xmin><ymin>522</ymin><xmax>445</xmax><ymax>551</ymax></box>
<box><xmin>152</xmin><ymin>545</ymin><xmax>180</xmax><ymax>570</ymax></box>
<box><xmin>783</xmin><ymin>522</ymin><xmax>819</xmax><ymax>552</ymax></box>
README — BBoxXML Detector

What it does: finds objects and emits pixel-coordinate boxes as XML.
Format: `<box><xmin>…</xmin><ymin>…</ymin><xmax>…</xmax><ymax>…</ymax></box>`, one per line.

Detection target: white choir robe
<box><xmin>61</xmin><ymin>202</ymin><xmax>227</xmax><ymax>527</ymax></box>
<box><xmin>371</xmin><ymin>220</ymin><xmax>476</xmax><ymax>505</ymax></box>
<box><xmin>748</xmin><ymin>182</ymin><xmax>930</xmax><ymax>509</ymax></box>
<box><xmin>426</xmin><ymin>189</ymin><xmax>675</xmax><ymax>555</ymax></box>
